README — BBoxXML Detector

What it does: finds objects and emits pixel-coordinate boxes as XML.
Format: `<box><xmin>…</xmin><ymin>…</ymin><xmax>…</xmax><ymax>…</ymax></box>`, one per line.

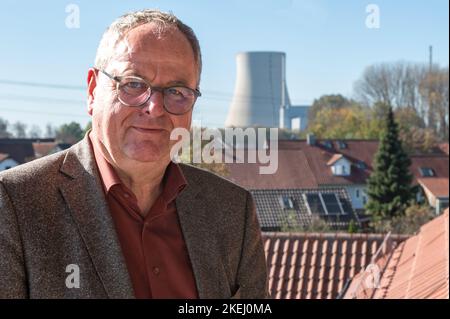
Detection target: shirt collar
<box><xmin>89</xmin><ymin>131</ymin><xmax>122</xmax><ymax>194</ymax></box>
<box><xmin>161</xmin><ymin>161</ymin><xmax>188</xmax><ymax>205</ymax></box>
<box><xmin>89</xmin><ymin>131</ymin><xmax>187</xmax><ymax>205</ymax></box>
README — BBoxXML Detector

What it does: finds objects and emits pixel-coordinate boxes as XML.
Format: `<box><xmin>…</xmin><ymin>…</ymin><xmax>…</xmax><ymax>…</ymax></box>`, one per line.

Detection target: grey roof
<box><xmin>0</xmin><ymin>138</ymin><xmax>62</xmax><ymax>164</ymax></box>
<box><xmin>250</xmin><ymin>188</ymin><xmax>361</xmax><ymax>231</ymax></box>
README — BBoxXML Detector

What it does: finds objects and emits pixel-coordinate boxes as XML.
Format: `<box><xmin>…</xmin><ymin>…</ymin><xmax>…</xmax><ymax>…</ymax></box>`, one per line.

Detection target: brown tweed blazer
<box><xmin>0</xmin><ymin>135</ymin><xmax>269</xmax><ymax>299</ymax></box>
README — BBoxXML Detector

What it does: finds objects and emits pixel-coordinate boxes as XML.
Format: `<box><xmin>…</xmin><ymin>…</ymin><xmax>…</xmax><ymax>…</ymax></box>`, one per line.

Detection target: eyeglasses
<box><xmin>97</xmin><ymin>69</ymin><xmax>201</xmax><ymax>115</ymax></box>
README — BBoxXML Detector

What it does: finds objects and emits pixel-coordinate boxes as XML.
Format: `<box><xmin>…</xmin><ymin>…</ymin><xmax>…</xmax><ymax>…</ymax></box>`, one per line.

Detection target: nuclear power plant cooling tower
<box><xmin>225</xmin><ymin>51</ymin><xmax>310</xmax><ymax>130</ymax></box>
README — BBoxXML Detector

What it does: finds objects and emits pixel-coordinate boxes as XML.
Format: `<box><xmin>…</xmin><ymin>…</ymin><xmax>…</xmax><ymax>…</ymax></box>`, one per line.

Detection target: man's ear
<box><xmin>87</xmin><ymin>68</ymin><xmax>98</xmax><ymax>116</ymax></box>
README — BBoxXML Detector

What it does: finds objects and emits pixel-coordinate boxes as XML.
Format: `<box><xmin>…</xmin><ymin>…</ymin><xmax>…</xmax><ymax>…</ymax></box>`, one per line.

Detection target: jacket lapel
<box><xmin>58</xmin><ymin>135</ymin><xmax>134</xmax><ymax>299</ymax></box>
<box><xmin>176</xmin><ymin>165</ymin><xmax>231</xmax><ymax>299</ymax></box>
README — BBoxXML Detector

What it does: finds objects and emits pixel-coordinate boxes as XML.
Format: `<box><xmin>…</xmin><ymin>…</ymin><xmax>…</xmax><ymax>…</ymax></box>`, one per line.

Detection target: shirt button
<box><xmin>152</xmin><ymin>267</ymin><xmax>160</xmax><ymax>276</ymax></box>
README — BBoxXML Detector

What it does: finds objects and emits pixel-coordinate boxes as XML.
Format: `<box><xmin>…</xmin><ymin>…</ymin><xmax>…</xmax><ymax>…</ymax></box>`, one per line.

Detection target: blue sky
<box><xmin>0</xmin><ymin>0</ymin><xmax>448</xmax><ymax>133</ymax></box>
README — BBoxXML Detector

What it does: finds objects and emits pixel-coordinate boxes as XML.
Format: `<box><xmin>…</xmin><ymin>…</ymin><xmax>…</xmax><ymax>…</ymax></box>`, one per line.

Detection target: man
<box><xmin>0</xmin><ymin>9</ymin><xmax>268</xmax><ymax>299</ymax></box>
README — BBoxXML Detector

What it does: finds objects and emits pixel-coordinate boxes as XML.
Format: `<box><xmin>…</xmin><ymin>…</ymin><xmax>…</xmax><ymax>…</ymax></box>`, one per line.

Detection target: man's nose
<box><xmin>142</xmin><ymin>91</ymin><xmax>165</xmax><ymax>116</ymax></box>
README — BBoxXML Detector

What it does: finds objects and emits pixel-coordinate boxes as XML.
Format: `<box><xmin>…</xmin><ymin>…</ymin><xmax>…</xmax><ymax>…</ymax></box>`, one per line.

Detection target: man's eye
<box><xmin>167</xmin><ymin>88</ymin><xmax>183</xmax><ymax>96</ymax></box>
<box><xmin>126</xmin><ymin>82</ymin><xmax>146</xmax><ymax>89</ymax></box>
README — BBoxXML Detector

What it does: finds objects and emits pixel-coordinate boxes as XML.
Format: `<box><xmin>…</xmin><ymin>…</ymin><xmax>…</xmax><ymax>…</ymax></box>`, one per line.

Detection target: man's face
<box><xmin>88</xmin><ymin>23</ymin><xmax>198</xmax><ymax>166</ymax></box>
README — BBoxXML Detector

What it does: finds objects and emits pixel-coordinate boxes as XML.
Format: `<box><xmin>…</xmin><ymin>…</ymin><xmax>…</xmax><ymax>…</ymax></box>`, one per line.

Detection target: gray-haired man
<box><xmin>0</xmin><ymin>9</ymin><xmax>269</xmax><ymax>299</ymax></box>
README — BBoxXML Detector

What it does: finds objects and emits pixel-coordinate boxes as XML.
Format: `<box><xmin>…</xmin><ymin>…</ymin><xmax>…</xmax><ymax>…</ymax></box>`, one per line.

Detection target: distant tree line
<box><xmin>302</xmin><ymin>61</ymin><xmax>449</xmax><ymax>153</ymax></box>
<box><xmin>0</xmin><ymin>118</ymin><xmax>91</xmax><ymax>144</ymax></box>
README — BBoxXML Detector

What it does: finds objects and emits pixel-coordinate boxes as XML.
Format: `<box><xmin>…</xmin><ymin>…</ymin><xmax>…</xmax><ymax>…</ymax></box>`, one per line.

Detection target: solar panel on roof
<box><xmin>321</xmin><ymin>193</ymin><xmax>343</xmax><ymax>215</ymax></box>
<box><xmin>339</xmin><ymin>198</ymin><xmax>352</xmax><ymax>214</ymax></box>
<box><xmin>305</xmin><ymin>193</ymin><xmax>326</xmax><ymax>215</ymax></box>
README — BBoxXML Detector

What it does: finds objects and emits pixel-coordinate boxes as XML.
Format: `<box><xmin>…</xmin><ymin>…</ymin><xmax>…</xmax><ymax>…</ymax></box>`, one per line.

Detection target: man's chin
<box><xmin>123</xmin><ymin>147</ymin><xmax>169</xmax><ymax>164</ymax></box>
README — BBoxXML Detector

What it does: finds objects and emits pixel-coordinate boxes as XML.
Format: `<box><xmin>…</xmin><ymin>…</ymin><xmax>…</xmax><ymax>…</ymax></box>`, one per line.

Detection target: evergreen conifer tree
<box><xmin>366</xmin><ymin>105</ymin><xmax>417</xmax><ymax>221</ymax></box>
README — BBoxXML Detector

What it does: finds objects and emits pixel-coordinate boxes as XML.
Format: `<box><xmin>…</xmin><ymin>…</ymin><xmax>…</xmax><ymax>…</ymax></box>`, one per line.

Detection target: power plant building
<box><xmin>225</xmin><ymin>51</ymin><xmax>310</xmax><ymax>130</ymax></box>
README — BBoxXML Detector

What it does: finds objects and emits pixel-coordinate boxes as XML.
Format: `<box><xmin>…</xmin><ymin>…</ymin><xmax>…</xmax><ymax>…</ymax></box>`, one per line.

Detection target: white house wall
<box><xmin>0</xmin><ymin>158</ymin><xmax>19</xmax><ymax>171</ymax></box>
<box><xmin>344</xmin><ymin>185</ymin><xmax>368</xmax><ymax>210</ymax></box>
<box><xmin>331</xmin><ymin>158</ymin><xmax>352</xmax><ymax>176</ymax></box>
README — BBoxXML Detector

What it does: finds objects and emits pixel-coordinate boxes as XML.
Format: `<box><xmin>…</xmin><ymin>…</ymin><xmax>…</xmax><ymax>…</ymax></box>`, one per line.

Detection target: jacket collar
<box><xmin>59</xmin><ymin>133</ymin><xmax>135</xmax><ymax>298</ymax></box>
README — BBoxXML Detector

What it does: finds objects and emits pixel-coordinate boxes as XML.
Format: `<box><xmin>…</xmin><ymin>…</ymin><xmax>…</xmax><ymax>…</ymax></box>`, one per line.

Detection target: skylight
<box><xmin>337</xmin><ymin>141</ymin><xmax>347</xmax><ymax>149</ymax></box>
<box><xmin>279</xmin><ymin>195</ymin><xmax>295</xmax><ymax>210</ymax></box>
<box><xmin>419</xmin><ymin>167</ymin><xmax>435</xmax><ymax>177</ymax></box>
<box><xmin>356</xmin><ymin>160</ymin><xmax>367</xmax><ymax>170</ymax></box>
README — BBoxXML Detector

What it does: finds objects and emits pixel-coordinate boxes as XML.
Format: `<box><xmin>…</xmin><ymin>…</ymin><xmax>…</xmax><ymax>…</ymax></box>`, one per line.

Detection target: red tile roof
<box><xmin>227</xmin><ymin>148</ymin><xmax>318</xmax><ymax>189</ymax></box>
<box><xmin>410</xmin><ymin>155</ymin><xmax>449</xmax><ymax>184</ymax></box>
<box><xmin>344</xmin><ymin>209</ymin><xmax>449</xmax><ymax>299</ymax></box>
<box><xmin>224</xmin><ymin>140</ymin><xmax>449</xmax><ymax>189</ymax></box>
<box><xmin>32</xmin><ymin>142</ymin><xmax>58</xmax><ymax>158</ymax></box>
<box><xmin>418</xmin><ymin>178</ymin><xmax>449</xmax><ymax>198</ymax></box>
<box><xmin>262</xmin><ymin>232</ymin><xmax>408</xmax><ymax>299</ymax></box>
<box><xmin>294</xmin><ymin>140</ymin><xmax>377</xmax><ymax>186</ymax></box>
<box><xmin>376</xmin><ymin>209</ymin><xmax>449</xmax><ymax>299</ymax></box>
<box><xmin>0</xmin><ymin>152</ymin><xmax>10</xmax><ymax>162</ymax></box>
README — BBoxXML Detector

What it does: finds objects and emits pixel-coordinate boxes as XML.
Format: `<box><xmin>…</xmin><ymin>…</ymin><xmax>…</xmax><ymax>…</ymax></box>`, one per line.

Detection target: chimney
<box><xmin>307</xmin><ymin>133</ymin><xmax>316</xmax><ymax>146</ymax></box>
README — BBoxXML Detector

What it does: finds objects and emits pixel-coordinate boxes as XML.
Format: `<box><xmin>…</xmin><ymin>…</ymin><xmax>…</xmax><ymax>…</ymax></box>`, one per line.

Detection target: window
<box><xmin>419</xmin><ymin>167</ymin><xmax>435</xmax><ymax>177</ymax></box>
<box><xmin>332</xmin><ymin>162</ymin><xmax>351</xmax><ymax>176</ymax></box>
<box><xmin>279</xmin><ymin>196</ymin><xmax>295</xmax><ymax>210</ymax></box>
<box><xmin>363</xmin><ymin>196</ymin><xmax>367</xmax><ymax>205</ymax></box>
<box><xmin>356</xmin><ymin>189</ymin><xmax>360</xmax><ymax>198</ymax></box>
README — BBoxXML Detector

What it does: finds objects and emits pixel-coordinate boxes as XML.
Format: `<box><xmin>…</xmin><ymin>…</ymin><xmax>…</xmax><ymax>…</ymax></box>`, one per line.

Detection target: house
<box><xmin>343</xmin><ymin>208</ymin><xmax>449</xmax><ymax>299</ymax></box>
<box><xmin>0</xmin><ymin>138</ymin><xmax>72</xmax><ymax>166</ymax></box>
<box><xmin>33</xmin><ymin>141</ymin><xmax>72</xmax><ymax>158</ymax></box>
<box><xmin>262</xmin><ymin>231</ymin><xmax>408</xmax><ymax>299</ymax></box>
<box><xmin>225</xmin><ymin>136</ymin><xmax>449</xmax><ymax>213</ymax></box>
<box><xmin>0</xmin><ymin>138</ymin><xmax>45</xmax><ymax>164</ymax></box>
<box><xmin>417</xmin><ymin>178</ymin><xmax>449</xmax><ymax>215</ymax></box>
<box><xmin>262</xmin><ymin>208</ymin><xmax>449</xmax><ymax>299</ymax></box>
<box><xmin>251</xmin><ymin>188</ymin><xmax>364</xmax><ymax>231</ymax></box>
<box><xmin>0</xmin><ymin>153</ymin><xmax>19</xmax><ymax>171</ymax></box>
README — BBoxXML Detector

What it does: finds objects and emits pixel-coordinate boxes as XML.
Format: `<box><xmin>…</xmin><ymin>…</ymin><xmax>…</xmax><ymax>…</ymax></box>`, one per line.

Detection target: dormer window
<box><xmin>328</xmin><ymin>154</ymin><xmax>351</xmax><ymax>176</ymax></box>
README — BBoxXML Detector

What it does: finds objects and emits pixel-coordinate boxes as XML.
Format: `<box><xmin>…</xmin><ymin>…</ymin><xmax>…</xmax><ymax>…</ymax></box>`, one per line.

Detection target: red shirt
<box><xmin>89</xmin><ymin>133</ymin><xmax>198</xmax><ymax>299</ymax></box>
